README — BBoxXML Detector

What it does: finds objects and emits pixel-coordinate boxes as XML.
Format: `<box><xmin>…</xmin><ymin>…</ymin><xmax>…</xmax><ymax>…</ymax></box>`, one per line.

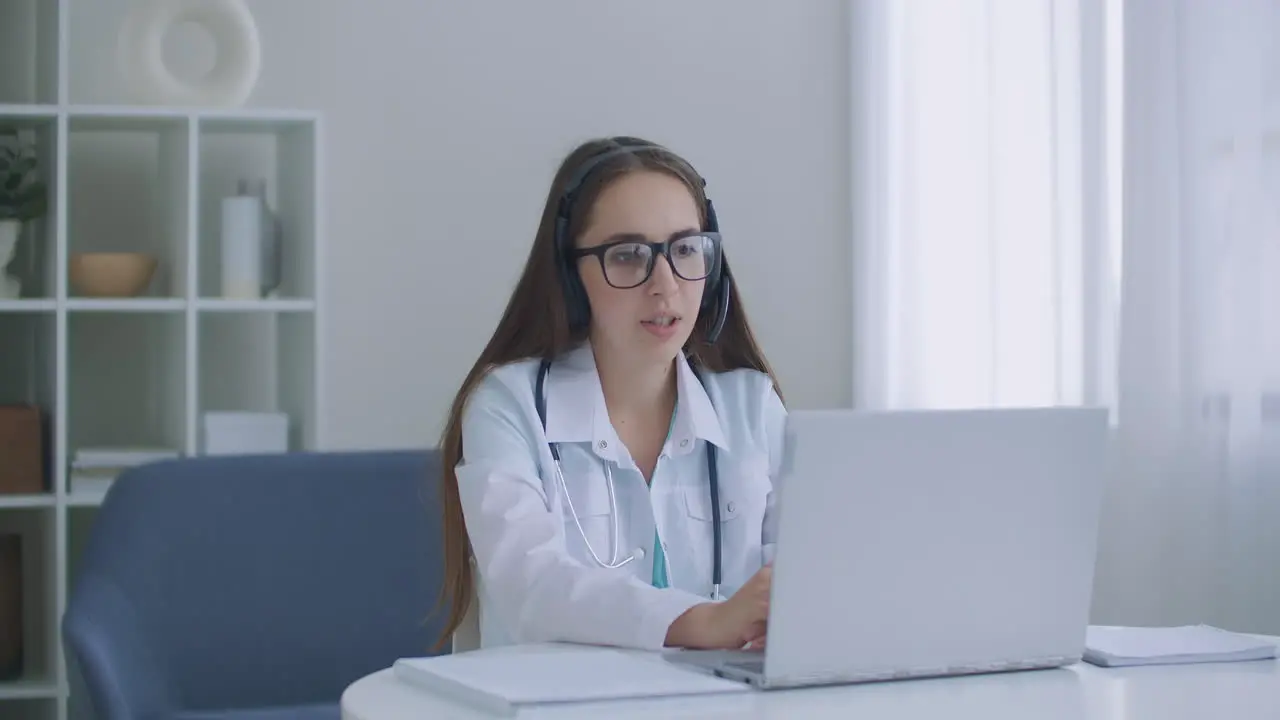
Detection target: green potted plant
<box><xmin>0</xmin><ymin>128</ymin><xmax>48</xmax><ymax>299</ymax></box>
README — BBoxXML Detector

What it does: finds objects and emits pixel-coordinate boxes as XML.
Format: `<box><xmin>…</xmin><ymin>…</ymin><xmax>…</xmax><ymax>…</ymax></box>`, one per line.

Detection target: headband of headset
<box><xmin>552</xmin><ymin>139</ymin><xmax>732</xmax><ymax>344</ymax></box>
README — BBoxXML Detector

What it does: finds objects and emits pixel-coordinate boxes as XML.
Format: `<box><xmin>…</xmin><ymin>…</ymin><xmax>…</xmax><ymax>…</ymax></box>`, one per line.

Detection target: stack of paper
<box><xmin>1083</xmin><ymin>624</ymin><xmax>1278</xmax><ymax>668</ymax></box>
<box><xmin>393</xmin><ymin>643</ymin><xmax>749</xmax><ymax>716</ymax></box>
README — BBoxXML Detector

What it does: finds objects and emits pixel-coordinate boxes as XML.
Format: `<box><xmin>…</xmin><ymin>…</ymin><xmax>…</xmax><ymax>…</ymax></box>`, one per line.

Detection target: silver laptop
<box><xmin>666</xmin><ymin>407</ymin><xmax>1109</xmax><ymax>689</ymax></box>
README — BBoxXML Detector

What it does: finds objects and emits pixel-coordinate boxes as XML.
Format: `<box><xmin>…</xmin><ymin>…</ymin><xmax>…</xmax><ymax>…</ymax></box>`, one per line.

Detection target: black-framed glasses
<box><xmin>569</xmin><ymin>232</ymin><xmax>721</xmax><ymax>289</ymax></box>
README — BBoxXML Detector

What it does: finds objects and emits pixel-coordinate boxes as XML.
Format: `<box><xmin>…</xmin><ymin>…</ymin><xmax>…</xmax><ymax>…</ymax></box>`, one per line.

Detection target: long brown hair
<box><xmin>430</xmin><ymin>136</ymin><xmax>784</xmax><ymax>649</ymax></box>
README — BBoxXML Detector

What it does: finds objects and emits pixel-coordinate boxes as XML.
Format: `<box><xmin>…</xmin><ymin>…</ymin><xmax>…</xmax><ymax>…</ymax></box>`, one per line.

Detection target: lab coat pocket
<box><xmin>681</xmin><ymin>453</ymin><xmax>771</xmax><ymax>523</ymax></box>
<box><xmin>552</xmin><ymin>450</ymin><xmax>618</xmax><ymax>564</ymax></box>
<box><xmin>680</xmin><ymin>452</ymin><xmax>773</xmax><ymax>592</ymax></box>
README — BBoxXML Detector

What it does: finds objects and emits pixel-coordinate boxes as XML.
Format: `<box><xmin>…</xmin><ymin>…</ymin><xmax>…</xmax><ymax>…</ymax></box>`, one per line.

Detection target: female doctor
<box><xmin>433</xmin><ymin>136</ymin><xmax>787</xmax><ymax>653</ymax></box>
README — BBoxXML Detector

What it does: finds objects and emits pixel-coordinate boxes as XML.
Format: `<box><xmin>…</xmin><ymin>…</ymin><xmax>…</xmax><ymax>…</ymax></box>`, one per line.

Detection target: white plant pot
<box><xmin>0</xmin><ymin>220</ymin><xmax>21</xmax><ymax>299</ymax></box>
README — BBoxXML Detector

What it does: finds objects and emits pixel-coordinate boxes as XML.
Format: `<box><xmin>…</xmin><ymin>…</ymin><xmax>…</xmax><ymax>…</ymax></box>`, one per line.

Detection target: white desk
<box><xmin>342</xmin><ymin>645</ymin><xmax>1280</xmax><ymax>720</ymax></box>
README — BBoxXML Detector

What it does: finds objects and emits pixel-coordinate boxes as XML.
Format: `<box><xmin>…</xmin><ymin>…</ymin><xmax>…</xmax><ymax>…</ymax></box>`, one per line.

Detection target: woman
<box><xmin>434</xmin><ymin>136</ymin><xmax>787</xmax><ymax>653</ymax></box>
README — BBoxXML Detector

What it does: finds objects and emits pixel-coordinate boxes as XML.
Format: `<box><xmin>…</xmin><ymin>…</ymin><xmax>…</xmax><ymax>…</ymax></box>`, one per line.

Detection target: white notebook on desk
<box><xmin>1083</xmin><ymin>624</ymin><xmax>1278</xmax><ymax>668</ymax></box>
<box><xmin>393</xmin><ymin>643</ymin><xmax>749</xmax><ymax>716</ymax></box>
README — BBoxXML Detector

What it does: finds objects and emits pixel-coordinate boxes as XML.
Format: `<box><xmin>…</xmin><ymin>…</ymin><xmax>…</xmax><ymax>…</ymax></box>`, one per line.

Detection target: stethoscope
<box><xmin>535</xmin><ymin>357</ymin><xmax>724</xmax><ymax>601</ymax></box>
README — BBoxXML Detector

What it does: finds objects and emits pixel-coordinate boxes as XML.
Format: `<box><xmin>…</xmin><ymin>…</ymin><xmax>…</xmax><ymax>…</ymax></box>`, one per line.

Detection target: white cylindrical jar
<box><xmin>220</xmin><ymin>189</ymin><xmax>262</xmax><ymax>299</ymax></box>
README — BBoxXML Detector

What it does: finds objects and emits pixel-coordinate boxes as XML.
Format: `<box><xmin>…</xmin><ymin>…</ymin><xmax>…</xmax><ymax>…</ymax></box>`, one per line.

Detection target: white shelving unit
<box><xmin>0</xmin><ymin>2</ymin><xmax>325</xmax><ymax>719</ymax></box>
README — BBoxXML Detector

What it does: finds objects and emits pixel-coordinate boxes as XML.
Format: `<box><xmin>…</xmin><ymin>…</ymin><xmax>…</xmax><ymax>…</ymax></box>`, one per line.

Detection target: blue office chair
<box><xmin>62</xmin><ymin>449</ymin><xmax>451</xmax><ymax>720</ymax></box>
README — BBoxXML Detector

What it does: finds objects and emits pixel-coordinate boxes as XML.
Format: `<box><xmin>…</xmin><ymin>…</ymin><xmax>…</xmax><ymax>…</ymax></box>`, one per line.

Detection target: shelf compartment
<box><xmin>197</xmin><ymin>116</ymin><xmax>318</xmax><ymax>301</ymax></box>
<box><xmin>197</xmin><ymin>311</ymin><xmax>317</xmax><ymax>453</ymax></box>
<box><xmin>0</xmin><ymin>0</ymin><xmax>62</xmax><ymax>105</ymax></box>
<box><xmin>0</xmin><ymin>112</ymin><xmax>58</xmax><ymax>300</ymax></box>
<box><xmin>65</xmin><ymin>505</ymin><xmax>96</xmax><ymax>601</ymax></box>
<box><xmin>64</xmin><ymin>507</ymin><xmax>98</xmax><ymax>720</ymax></box>
<box><xmin>0</xmin><ymin>310</ymin><xmax>55</xmax><ymax>500</ymax></box>
<box><xmin>0</xmin><ymin>507</ymin><xmax>56</xmax><ymax>701</ymax></box>
<box><xmin>67</xmin><ymin>115</ymin><xmax>192</xmax><ymax>299</ymax></box>
<box><xmin>67</xmin><ymin>311</ymin><xmax>188</xmax><ymax>462</ymax></box>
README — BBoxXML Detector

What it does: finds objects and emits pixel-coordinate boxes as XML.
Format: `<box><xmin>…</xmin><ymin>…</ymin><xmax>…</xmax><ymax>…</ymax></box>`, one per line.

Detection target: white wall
<box><xmin>69</xmin><ymin>0</ymin><xmax>853</xmax><ymax>449</ymax></box>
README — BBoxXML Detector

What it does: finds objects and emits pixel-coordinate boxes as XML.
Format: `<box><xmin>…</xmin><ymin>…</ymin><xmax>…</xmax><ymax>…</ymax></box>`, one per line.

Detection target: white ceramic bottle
<box><xmin>220</xmin><ymin>180</ymin><xmax>262</xmax><ymax>299</ymax></box>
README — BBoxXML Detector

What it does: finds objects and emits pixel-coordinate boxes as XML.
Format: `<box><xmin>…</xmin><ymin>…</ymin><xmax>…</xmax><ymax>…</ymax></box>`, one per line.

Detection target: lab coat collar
<box><xmin>669</xmin><ymin>351</ymin><xmax>730</xmax><ymax>456</ymax></box>
<box><xmin>542</xmin><ymin>343</ymin><xmax>730</xmax><ymax>463</ymax></box>
<box><xmin>543</xmin><ymin>344</ymin><xmax>617</xmax><ymax>460</ymax></box>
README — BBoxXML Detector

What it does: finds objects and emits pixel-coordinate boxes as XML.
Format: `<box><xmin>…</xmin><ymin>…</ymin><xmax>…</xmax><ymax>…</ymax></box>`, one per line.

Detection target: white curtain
<box><xmin>851</xmin><ymin>0</ymin><xmax>1113</xmax><ymax>412</ymax></box>
<box><xmin>1092</xmin><ymin>0</ymin><xmax>1280</xmax><ymax>633</ymax></box>
<box><xmin>854</xmin><ymin>0</ymin><xmax>1280</xmax><ymax>632</ymax></box>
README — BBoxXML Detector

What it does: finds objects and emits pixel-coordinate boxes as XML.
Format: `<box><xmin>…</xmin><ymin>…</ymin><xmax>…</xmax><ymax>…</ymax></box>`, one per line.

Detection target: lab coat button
<box><xmin>680</xmin><ymin>438</ymin><xmax>689</xmax><ymax>448</ymax></box>
<box><xmin>727</xmin><ymin>501</ymin><xmax>736</xmax><ymax>513</ymax></box>
<box><xmin>634</xmin><ymin>546</ymin><xmax>646</xmax><ymax>560</ymax></box>
<box><xmin>597</xmin><ymin>440</ymin><xmax>608</xmax><ymax>450</ymax></box>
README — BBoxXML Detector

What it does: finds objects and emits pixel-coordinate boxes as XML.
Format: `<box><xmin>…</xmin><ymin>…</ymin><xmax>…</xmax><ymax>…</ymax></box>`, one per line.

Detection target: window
<box><xmin>852</xmin><ymin>0</ymin><xmax>1121</xmax><ymax>412</ymax></box>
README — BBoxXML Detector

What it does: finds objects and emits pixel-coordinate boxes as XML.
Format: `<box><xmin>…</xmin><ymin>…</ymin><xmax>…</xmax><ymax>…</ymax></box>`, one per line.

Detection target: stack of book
<box><xmin>69</xmin><ymin>447</ymin><xmax>181</xmax><ymax>498</ymax></box>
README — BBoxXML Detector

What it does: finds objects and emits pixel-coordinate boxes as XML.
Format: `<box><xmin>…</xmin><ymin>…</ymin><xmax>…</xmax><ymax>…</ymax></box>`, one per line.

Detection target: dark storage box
<box><xmin>0</xmin><ymin>405</ymin><xmax>44</xmax><ymax>495</ymax></box>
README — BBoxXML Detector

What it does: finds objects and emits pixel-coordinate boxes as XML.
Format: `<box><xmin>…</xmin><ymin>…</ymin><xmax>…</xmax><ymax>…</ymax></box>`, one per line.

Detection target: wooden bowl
<box><xmin>69</xmin><ymin>252</ymin><xmax>158</xmax><ymax>298</ymax></box>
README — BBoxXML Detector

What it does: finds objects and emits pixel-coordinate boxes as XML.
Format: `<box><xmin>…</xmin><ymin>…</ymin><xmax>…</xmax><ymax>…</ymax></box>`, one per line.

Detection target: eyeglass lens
<box><xmin>602</xmin><ymin>234</ymin><xmax>717</xmax><ymax>288</ymax></box>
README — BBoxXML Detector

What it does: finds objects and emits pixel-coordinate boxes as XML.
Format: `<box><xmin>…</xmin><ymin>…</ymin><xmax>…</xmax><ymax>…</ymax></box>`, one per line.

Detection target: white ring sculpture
<box><xmin>117</xmin><ymin>0</ymin><xmax>261</xmax><ymax>106</ymax></box>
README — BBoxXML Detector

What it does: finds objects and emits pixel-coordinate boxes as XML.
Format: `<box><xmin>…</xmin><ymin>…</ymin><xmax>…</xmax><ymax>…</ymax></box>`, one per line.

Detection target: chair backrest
<box><xmin>63</xmin><ymin>449</ymin><xmax>451</xmax><ymax>718</ymax></box>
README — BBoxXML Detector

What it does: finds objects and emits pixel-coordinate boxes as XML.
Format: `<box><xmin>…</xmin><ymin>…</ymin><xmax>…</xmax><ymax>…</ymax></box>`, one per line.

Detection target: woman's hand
<box><xmin>665</xmin><ymin>565</ymin><xmax>772</xmax><ymax>649</ymax></box>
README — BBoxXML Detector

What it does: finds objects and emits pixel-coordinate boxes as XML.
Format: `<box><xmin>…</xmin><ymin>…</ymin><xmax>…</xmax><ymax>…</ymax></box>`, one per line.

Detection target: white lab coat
<box><xmin>453</xmin><ymin>342</ymin><xmax>787</xmax><ymax>651</ymax></box>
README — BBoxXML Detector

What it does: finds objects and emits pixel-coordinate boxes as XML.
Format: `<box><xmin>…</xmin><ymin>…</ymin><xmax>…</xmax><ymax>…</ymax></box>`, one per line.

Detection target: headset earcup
<box><xmin>699</xmin><ymin>197</ymin><xmax>722</xmax><ymax>313</ymax></box>
<box><xmin>566</xmin><ymin>272</ymin><xmax>588</xmax><ymax>329</ymax></box>
<box><xmin>700</xmin><ymin>270</ymin><xmax>718</xmax><ymax>312</ymax></box>
<box><xmin>700</xmin><ymin>245</ymin><xmax>730</xmax><ymax>344</ymax></box>
<box><xmin>705</xmin><ymin>273</ymin><xmax>731</xmax><ymax>344</ymax></box>
<box><xmin>699</xmin><ymin>251</ymin><xmax>719</xmax><ymax>312</ymax></box>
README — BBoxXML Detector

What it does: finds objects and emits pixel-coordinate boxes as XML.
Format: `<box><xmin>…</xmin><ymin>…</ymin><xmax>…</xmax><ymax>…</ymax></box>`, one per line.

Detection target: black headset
<box><xmin>552</xmin><ymin>138</ymin><xmax>732</xmax><ymax>345</ymax></box>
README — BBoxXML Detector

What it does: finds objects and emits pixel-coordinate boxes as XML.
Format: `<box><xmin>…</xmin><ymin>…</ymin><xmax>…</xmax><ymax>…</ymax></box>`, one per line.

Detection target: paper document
<box><xmin>393</xmin><ymin>643</ymin><xmax>750</xmax><ymax>716</ymax></box>
<box><xmin>1083</xmin><ymin>624</ymin><xmax>1278</xmax><ymax>668</ymax></box>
